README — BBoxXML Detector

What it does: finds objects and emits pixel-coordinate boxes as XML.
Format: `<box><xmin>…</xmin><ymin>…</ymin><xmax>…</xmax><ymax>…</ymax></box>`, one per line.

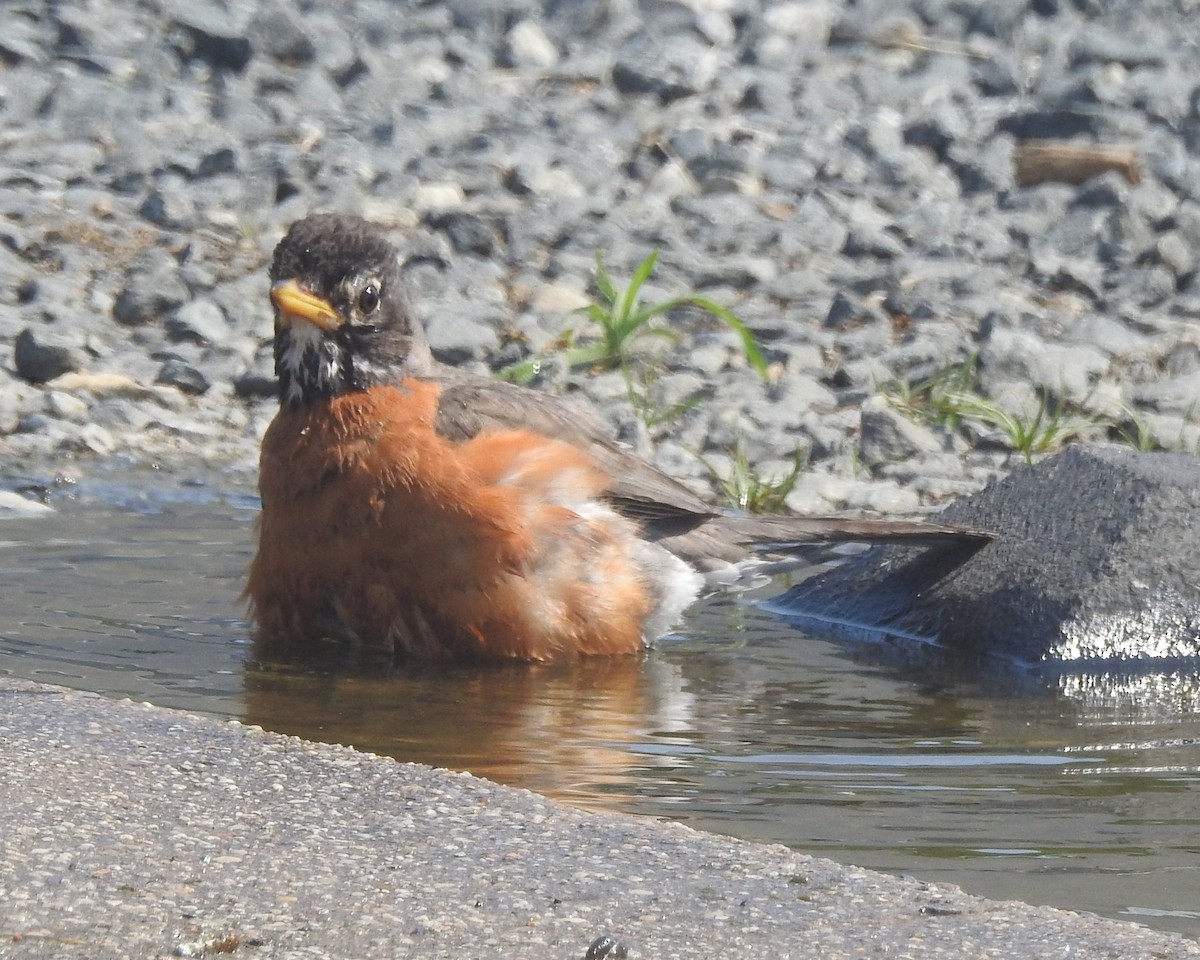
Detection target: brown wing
<box><xmin>428</xmin><ymin>368</ymin><xmax>719</xmax><ymax>534</ymax></box>
<box><xmin>424</xmin><ymin>367</ymin><xmax>995</xmax><ymax>565</ymax></box>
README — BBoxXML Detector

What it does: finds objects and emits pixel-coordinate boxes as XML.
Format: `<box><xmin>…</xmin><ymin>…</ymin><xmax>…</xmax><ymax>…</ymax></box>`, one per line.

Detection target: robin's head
<box><xmin>268</xmin><ymin>214</ymin><xmax>431</xmax><ymax>407</ymax></box>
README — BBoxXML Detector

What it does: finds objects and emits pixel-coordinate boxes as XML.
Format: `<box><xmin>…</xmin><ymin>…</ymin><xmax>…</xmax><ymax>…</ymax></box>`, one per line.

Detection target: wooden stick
<box><xmin>1013</xmin><ymin>140</ymin><xmax>1142</xmax><ymax>187</ymax></box>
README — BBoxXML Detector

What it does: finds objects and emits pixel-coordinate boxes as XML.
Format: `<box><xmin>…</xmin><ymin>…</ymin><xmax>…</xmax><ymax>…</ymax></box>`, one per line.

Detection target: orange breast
<box><xmin>245</xmin><ymin>381</ymin><xmax>656</xmax><ymax>660</ymax></box>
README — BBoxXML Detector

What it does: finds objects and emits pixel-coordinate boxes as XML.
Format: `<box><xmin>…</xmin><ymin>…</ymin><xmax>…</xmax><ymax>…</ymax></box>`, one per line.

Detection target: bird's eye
<box><xmin>358</xmin><ymin>283</ymin><xmax>380</xmax><ymax>315</ymax></box>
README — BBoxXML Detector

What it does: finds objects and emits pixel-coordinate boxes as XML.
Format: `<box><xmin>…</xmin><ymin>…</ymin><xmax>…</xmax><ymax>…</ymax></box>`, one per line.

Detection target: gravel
<box><xmin>2</xmin><ymin>0</ymin><xmax>1198</xmax><ymax>508</ymax></box>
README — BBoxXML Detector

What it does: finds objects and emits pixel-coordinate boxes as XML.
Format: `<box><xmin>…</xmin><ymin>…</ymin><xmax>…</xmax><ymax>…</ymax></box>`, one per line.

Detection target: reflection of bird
<box><xmin>240</xmin><ymin>653</ymin><xmax>687</xmax><ymax>807</ymax></box>
<box><xmin>245</xmin><ymin>214</ymin><xmax>989</xmax><ymax>661</ymax></box>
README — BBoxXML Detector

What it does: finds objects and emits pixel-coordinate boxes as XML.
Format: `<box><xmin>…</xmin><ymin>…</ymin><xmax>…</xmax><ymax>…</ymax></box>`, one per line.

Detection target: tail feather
<box><xmin>717</xmin><ymin>515</ymin><xmax>994</xmax><ymax>553</ymax></box>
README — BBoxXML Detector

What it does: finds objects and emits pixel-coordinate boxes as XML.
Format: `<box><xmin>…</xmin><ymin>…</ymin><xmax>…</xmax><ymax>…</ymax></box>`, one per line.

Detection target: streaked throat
<box><xmin>277</xmin><ymin>321</ymin><xmax>343</xmax><ymax>406</ymax></box>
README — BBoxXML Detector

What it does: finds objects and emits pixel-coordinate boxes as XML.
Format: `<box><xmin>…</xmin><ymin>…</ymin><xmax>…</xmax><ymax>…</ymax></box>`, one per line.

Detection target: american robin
<box><xmin>246</xmin><ymin>213</ymin><xmax>988</xmax><ymax>662</ymax></box>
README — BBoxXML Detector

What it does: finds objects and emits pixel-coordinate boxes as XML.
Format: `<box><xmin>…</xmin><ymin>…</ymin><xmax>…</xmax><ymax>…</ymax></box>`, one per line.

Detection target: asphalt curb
<box><xmin>1</xmin><ymin>677</ymin><xmax>1195</xmax><ymax>959</ymax></box>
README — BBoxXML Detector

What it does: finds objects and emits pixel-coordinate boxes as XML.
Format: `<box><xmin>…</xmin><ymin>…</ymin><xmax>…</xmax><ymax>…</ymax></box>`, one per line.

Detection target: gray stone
<box><xmin>503</xmin><ymin>19</ymin><xmax>559</xmax><ymax>69</ymax></box>
<box><xmin>978</xmin><ymin>328</ymin><xmax>1110</xmax><ymax>406</ymax></box>
<box><xmin>1132</xmin><ymin>370</ymin><xmax>1200</xmax><ymax>413</ymax></box>
<box><xmin>57</xmin><ymin>421</ymin><xmax>117</xmax><ymax>456</ymax></box>
<box><xmin>1164</xmin><ymin>340</ymin><xmax>1200</xmax><ymax>377</ymax></box>
<box><xmin>155</xmin><ymin>358</ymin><xmax>211</xmax><ymax>395</ymax></box>
<box><xmin>168</xmin><ymin>10</ymin><xmax>254</xmax><ymax>72</ymax></box>
<box><xmin>1154</xmin><ymin>231</ymin><xmax>1194</xmax><ymax>278</ymax></box>
<box><xmin>424</xmin><ymin>303</ymin><xmax>502</xmax><ymax>367</ymax></box>
<box><xmin>858</xmin><ymin>394</ymin><xmax>946</xmax><ymax>466</ymax></box>
<box><xmin>112</xmin><ymin>254</ymin><xmax>191</xmax><ymax>327</ymax></box>
<box><xmin>253</xmin><ymin>1</ymin><xmax>315</xmax><ymax>64</ymax></box>
<box><xmin>1069</xmin><ymin>27</ymin><xmax>1165</xmax><ymax>69</ymax></box>
<box><xmin>0</xmin><ymin>375</ymin><xmax>31</xmax><ymax>434</ymax></box>
<box><xmin>843</xmin><ymin>221</ymin><xmax>906</xmax><ymax>259</ymax></box>
<box><xmin>428</xmin><ymin>211</ymin><xmax>501</xmax><ymax>256</ymax></box>
<box><xmin>43</xmin><ymin>390</ymin><xmax>89</xmax><ymax>422</ymax></box>
<box><xmin>611</xmin><ymin>31</ymin><xmax>713</xmax><ymax>102</ymax></box>
<box><xmin>88</xmin><ymin>397</ymin><xmax>155</xmax><ymax>434</ymax></box>
<box><xmin>13</xmin><ymin>326</ymin><xmax>88</xmax><ymax>384</ymax></box>
<box><xmin>234</xmin><ymin>370</ymin><xmax>277</xmax><ymax>400</ymax></box>
<box><xmin>138</xmin><ymin>180</ymin><xmax>197</xmax><ymax>229</ymax></box>
<box><xmin>1062</xmin><ymin>313</ymin><xmax>1148</xmax><ymax>356</ymax></box>
<box><xmin>858</xmin><ymin>480</ymin><xmax>922</xmax><ymax>515</ymax></box>
<box><xmin>668</xmin><ymin>128</ymin><xmax>754</xmax><ymax>192</ymax></box>
<box><xmin>167</xmin><ymin>299</ymin><xmax>230</xmax><ymax>345</ymax></box>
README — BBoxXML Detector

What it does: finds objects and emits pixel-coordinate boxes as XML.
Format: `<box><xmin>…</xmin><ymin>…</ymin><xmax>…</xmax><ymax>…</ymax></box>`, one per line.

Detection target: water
<box><xmin>2</xmin><ymin>476</ymin><xmax>1198</xmax><ymax>938</ymax></box>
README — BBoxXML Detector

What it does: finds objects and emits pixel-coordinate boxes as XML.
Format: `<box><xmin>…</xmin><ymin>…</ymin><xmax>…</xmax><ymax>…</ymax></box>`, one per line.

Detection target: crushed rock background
<box><xmin>1</xmin><ymin>0</ymin><xmax>1199</xmax><ymax>513</ymax></box>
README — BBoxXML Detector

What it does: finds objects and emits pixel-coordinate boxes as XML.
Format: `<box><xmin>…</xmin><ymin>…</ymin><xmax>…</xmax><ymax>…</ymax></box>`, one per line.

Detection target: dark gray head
<box><xmin>268</xmin><ymin>214</ymin><xmax>431</xmax><ymax>407</ymax></box>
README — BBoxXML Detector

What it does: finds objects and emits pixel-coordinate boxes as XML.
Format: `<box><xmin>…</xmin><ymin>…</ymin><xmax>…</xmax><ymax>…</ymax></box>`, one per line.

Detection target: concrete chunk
<box><xmin>769</xmin><ymin>446</ymin><xmax>1200</xmax><ymax>665</ymax></box>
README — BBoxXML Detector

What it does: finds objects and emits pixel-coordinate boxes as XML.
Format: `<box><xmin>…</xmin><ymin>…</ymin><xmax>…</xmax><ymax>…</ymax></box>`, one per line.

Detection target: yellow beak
<box><xmin>270</xmin><ymin>279</ymin><xmax>342</xmax><ymax>332</ymax></box>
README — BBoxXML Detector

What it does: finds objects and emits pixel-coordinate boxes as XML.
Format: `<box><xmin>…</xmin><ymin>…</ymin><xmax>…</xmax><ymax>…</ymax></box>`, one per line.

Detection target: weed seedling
<box><xmin>700</xmin><ymin>440</ymin><xmax>809</xmax><ymax>514</ymax></box>
<box><xmin>501</xmin><ymin>251</ymin><xmax>768</xmax><ymax>425</ymax></box>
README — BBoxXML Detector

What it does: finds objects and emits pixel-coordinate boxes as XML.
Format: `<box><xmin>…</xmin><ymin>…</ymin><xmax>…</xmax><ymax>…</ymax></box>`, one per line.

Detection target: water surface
<box><xmin>2</xmin><ymin>476</ymin><xmax>1198</xmax><ymax>938</ymax></box>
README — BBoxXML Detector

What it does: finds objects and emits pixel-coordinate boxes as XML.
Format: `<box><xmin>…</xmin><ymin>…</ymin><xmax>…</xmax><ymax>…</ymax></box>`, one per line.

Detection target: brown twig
<box><xmin>1013</xmin><ymin>140</ymin><xmax>1142</xmax><ymax>187</ymax></box>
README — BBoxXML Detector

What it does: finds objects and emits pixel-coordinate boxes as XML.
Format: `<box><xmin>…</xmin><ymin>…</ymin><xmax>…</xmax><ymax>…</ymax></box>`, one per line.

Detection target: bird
<box><xmin>245</xmin><ymin>213</ymin><xmax>990</xmax><ymax>662</ymax></box>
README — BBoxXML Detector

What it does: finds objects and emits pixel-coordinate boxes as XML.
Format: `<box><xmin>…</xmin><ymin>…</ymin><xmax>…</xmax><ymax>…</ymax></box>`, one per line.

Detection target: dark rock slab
<box><xmin>768</xmin><ymin>446</ymin><xmax>1200</xmax><ymax>666</ymax></box>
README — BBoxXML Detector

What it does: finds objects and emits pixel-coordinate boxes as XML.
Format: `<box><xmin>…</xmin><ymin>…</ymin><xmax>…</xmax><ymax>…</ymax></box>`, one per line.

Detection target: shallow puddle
<box><xmin>2</xmin><ymin>474</ymin><xmax>1199</xmax><ymax>938</ymax></box>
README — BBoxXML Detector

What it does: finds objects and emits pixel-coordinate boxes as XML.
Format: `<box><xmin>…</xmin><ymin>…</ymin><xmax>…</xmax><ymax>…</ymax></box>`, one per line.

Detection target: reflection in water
<box><xmin>2</xmin><ymin>480</ymin><xmax>1200</xmax><ymax>938</ymax></box>
<box><xmin>242</xmin><ymin>651</ymin><xmax>698</xmax><ymax>808</ymax></box>
<box><xmin>1057</xmin><ymin>669</ymin><xmax>1200</xmax><ymax>720</ymax></box>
